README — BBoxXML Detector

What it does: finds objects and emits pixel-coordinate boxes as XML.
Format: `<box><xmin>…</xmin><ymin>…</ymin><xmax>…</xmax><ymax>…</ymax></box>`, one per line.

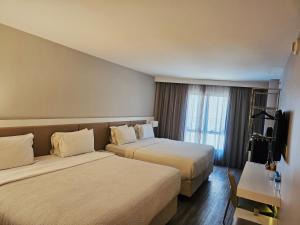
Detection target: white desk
<box><xmin>235</xmin><ymin>162</ymin><xmax>281</xmax><ymax>225</ymax></box>
<box><xmin>237</xmin><ymin>162</ymin><xmax>280</xmax><ymax>207</ymax></box>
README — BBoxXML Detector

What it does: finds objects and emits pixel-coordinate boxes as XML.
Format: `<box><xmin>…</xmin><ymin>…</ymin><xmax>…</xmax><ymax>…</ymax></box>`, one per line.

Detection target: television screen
<box><xmin>272</xmin><ymin>110</ymin><xmax>290</xmax><ymax>161</ymax></box>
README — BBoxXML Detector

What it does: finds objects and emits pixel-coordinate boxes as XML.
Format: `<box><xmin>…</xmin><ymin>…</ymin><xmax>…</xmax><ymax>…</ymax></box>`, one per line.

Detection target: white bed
<box><xmin>106</xmin><ymin>138</ymin><xmax>214</xmax><ymax>197</ymax></box>
<box><xmin>0</xmin><ymin>152</ymin><xmax>181</xmax><ymax>225</ymax></box>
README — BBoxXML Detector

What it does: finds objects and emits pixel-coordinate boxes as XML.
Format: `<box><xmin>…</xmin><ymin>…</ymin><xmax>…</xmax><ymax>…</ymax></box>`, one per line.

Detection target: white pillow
<box><xmin>51</xmin><ymin>129</ymin><xmax>95</xmax><ymax>157</ymax></box>
<box><xmin>135</xmin><ymin>124</ymin><xmax>154</xmax><ymax>139</ymax></box>
<box><xmin>110</xmin><ymin>125</ymin><xmax>127</xmax><ymax>144</ymax></box>
<box><xmin>0</xmin><ymin>133</ymin><xmax>34</xmax><ymax>170</ymax></box>
<box><xmin>114</xmin><ymin>126</ymin><xmax>137</xmax><ymax>145</ymax></box>
<box><xmin>134</xmin><ymin>124</ymin><xmax>141</xmax><ymax>139</ymax></box>
<box><xmin>51</xmin><ymin>129</ymin><xmax>88</xmax><ymax>155</ymax></box>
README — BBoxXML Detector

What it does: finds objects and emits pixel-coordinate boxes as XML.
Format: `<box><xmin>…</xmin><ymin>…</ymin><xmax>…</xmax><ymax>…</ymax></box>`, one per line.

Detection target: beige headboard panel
<box><xmin>0</xmin><ymin>120</ymin><xmax>146</xmax><ymax>156</ymax></box>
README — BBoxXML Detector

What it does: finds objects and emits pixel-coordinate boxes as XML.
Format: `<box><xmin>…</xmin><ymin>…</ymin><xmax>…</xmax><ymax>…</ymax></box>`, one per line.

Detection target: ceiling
<box><xmin>0</xmin><ymin>0</ymin><xmax>299</xmax><ymax>81</ymax></box>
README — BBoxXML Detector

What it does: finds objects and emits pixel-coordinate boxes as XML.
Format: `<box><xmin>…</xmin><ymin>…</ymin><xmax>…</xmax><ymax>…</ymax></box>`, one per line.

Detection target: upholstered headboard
<box><xmin>0</xmin><ymin>120</ymin><xmax>146</xmax><ymax>157</ymax></box>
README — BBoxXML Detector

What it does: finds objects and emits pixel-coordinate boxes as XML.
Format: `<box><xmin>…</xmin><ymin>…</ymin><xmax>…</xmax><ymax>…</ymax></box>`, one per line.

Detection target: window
<box><xmin>184</xmin><ymin>85</ymin><xmax>229</xmax><ymax>152</ymax></box>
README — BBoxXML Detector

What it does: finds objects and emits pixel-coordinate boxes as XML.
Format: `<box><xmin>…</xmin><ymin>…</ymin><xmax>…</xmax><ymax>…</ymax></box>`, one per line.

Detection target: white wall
<box><xmin>0</xmin><ymin>24</ymin><xmax>155</xmax><ymax>119</ymax></box>
<box><xmin>278</xmin><ymin>36</ymin><xmax>300</xmax><ymax>225</ymax></box>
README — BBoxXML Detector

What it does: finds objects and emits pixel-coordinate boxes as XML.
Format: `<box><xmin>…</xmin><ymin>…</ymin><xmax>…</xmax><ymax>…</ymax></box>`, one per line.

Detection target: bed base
<box><xmin>180</xmin><ymin>165</ymin><xmax>213</xmax><ymax>197</ymax></box>
<box><xmin>148</xmin><ymin>165</ymin><xmax>213</xmax><ymax>225</ymax></box>
<box><xmin>114</xmin><ymin>149</ymin><xmax>214</xmax><ymax>198</ymax></box>
<box><xmin>150</xmin><ymin>197</ymin><xmax>177</xmax><ymax>225</ymax></box>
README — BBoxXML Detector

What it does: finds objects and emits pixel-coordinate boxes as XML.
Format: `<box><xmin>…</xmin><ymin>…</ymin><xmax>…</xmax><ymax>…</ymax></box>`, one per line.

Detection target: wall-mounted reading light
<box><xmin>292</xmin><ymin>38</ymin><xmax>300</xmax><ymax>55</ymax></box>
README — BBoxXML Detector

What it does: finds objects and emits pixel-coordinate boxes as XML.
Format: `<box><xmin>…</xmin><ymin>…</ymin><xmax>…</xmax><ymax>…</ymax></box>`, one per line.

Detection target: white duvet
<box><xmin>0</xmin><ymin>152</ymin><xmax>181</xmax><ymax>225</ymax></box>
<box><xmin>0</xmin><ymin>152</ymin><xmax>111</xmax><ymax>186</ymax></box>
<box><xmin>106</xmin><ymin>138</ymin><xmax>214</xmax><ymax>180</ymax></box>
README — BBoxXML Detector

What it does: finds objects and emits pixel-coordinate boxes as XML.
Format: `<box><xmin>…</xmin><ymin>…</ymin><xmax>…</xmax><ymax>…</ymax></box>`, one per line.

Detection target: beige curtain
<box><xmin>154</xmin><ymin>82</ymin><xmax>188</xmax><ymax>140</ymax></box>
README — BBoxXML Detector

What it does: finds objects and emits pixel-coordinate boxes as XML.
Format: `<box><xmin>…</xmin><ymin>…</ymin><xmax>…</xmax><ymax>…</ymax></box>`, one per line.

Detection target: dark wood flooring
<box><xmin>168</xmin><ymin>166</ymin><xmax>241</xmax><ymax>225</ymax></box>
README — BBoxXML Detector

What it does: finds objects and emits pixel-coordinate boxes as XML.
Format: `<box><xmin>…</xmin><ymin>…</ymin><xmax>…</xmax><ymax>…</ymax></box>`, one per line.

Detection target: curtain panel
<box><xmin>223</xmin><ymin>87</ymin><xmax>252</xmax><ymax>169</ymax></box>
<box><xmin>154</xmin><ymin>82</ymin><xmax>188</xmax><ymax>140</ymax></box>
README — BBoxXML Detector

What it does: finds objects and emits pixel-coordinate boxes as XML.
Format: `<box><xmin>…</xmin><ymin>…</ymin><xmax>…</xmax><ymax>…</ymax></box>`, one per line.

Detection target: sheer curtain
<box><xmin>184</xmin><ymin>85</ymin><xmax>230</xmax><ymax>161</ymax></box>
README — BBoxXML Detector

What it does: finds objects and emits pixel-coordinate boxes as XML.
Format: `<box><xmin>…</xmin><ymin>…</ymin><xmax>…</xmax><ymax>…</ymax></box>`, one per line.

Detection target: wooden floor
<box><xmin>168</xmin><ymin>166</ymin><xmax>241</xmax><ymax>225</ymax></box>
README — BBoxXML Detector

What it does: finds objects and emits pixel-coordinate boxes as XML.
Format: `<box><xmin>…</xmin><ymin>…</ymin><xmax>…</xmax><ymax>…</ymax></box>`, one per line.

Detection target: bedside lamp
<box><xmin>148</xmin><ymin>120</ymin><xmax>159</xmax><ymax>128</ymax></box>
<box><xmin>148</xmin><ymin>121</ymin><xmax>159</xmax><ymax>137</ymax></box>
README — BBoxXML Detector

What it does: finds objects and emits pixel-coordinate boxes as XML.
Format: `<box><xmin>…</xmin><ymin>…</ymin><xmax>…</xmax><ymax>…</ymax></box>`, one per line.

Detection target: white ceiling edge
<box><xmin>155</xmin><ymin>76</ymin><xmax>271</xmax><ymax>89</ymax></box>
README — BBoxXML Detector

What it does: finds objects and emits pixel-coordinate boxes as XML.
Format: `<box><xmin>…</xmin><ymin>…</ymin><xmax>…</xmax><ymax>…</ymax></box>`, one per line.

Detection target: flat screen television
<box><xmin>272</xmin><ymin>110</ymin><xmax>290</xmax><ymax>161</ymax></box>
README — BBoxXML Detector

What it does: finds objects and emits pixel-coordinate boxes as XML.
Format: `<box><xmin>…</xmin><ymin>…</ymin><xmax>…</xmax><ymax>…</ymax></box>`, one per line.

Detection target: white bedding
<box><xmin>0</xmin><ymin>152</ymin><xmax>181</xmax><ymax>225</ymax></box>
<box><xmin>106</xmin><ymin>138</ymin><xmax>214</xmax><ymax>180</ymax></box>
<box><xmin>0</xmin><ymin>152</ymin><xmax>111</xmax><ymax>186</ymax></box>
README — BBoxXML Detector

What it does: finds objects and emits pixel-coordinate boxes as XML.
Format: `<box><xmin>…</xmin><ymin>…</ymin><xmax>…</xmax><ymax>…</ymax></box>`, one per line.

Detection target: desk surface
<box><xmin>237</xmin><ymin>162</ymin><xmax>281</xmax><ymax>207</ymax></box>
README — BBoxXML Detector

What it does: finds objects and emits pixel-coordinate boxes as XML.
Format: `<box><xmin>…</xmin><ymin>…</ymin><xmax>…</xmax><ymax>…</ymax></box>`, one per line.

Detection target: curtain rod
<box><xmin>154</xmin><ymin>76</ymin><xmax>271</xmax><ymax>89</ymax></box>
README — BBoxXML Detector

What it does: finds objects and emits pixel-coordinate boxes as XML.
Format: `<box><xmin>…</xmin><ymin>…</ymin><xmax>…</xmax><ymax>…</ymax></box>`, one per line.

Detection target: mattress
<box><xmin>0</xmin><ymin>152</ymin><xmax>180</xmax><ymax>225</ymax></box>
<box><xmin>106</xmin><ymin>138</ymin><xmax>214</xmax><ymax>180</ymax></box>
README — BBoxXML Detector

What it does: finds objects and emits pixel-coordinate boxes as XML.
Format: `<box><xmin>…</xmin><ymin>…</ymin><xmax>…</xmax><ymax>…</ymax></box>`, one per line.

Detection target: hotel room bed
<box><xmin>106</xmin><ymin>138</ymin><xmax>214</xmax><ymax>197</ymax></box>
<box><xmin>0</xmin><ymin>151</ymin><xmax>181</xmax><ymax>225</ymax></box>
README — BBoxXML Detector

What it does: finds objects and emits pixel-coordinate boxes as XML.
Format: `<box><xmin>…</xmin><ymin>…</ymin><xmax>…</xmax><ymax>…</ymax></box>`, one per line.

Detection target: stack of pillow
<box><xmin>110</xmin><ymin>123</ymin><xmax>154</xmax><ymax>145</ymax></box>
<box><xmin>51</xmin><ymin>128</ymin><xmax>95</xmax><ymax>157</ymax></box>
<box><xmin>0</xmin><ymin>123</ymin><xmax>154</xmax><ymax>170</ymax></box>
<box><xmin>0</xmin><ymin>128</ymin><xmax>95</xmax><ymax>170</ymax></box>
<box><xmin>134</xmin><ymin>124</ymin><xmax>155</xmax><ymax>140</ymax></box>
